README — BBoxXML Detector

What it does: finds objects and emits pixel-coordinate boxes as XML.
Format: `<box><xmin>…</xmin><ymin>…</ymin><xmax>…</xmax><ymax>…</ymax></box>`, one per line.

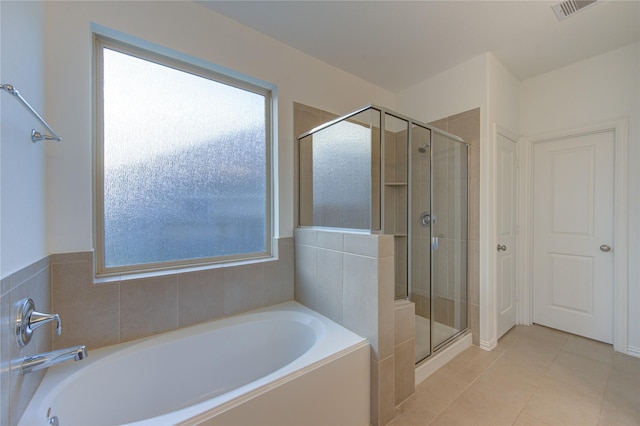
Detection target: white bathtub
<box><xmin>19</xmin><ymin>301</ymin><xmax>370</xmax><ymax>426</ymax></box>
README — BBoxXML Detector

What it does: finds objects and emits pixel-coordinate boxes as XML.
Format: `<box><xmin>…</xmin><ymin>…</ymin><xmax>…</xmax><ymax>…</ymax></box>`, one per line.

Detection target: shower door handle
<box><xmin>432</xmin><ymin>237</ymin><xmax>439</xmax><ymax>251</ymax></box>
<box><xmin>420</xmin><ymin>212</ymin><xmax>433</xmax><ymax>227</ymax></box>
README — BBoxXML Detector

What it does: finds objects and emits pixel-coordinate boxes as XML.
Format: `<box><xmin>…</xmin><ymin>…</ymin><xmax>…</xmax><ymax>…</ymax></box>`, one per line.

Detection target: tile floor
<box><xmin>390</xmin><ymin>324</ymin><xmax>640</xmax><ymax>426</ymax></box>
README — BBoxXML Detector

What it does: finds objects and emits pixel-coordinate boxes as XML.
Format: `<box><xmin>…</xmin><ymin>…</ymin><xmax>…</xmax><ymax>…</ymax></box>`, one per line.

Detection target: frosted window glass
<box><xmin>102</xmin><ymin>48</ymin><xmax>267</xmax><ymax>268</ymax></box>
<box><xmin>312</xmin><ymin>120</ymin><xmax>371</xmax><ymax>229</ymax></box>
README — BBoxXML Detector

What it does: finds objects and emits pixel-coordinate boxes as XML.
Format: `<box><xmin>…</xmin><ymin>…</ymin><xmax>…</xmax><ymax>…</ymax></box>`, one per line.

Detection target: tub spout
<box><xmin>21</xmin><ymin>345</ymin><xmax>88</xmax><ymax>375</ymax></box>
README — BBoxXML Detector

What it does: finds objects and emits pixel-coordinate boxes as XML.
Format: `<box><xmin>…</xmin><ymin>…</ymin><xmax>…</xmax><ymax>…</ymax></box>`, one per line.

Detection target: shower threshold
<box><xmin>414</xmin><ymin>315</ymin><xmax>472</xmax><ymax>384</ymax></box>
<box><xmin>415</xmin><ymin>315</ymin><xmax>462</xmax><ymax>363</ymax></box>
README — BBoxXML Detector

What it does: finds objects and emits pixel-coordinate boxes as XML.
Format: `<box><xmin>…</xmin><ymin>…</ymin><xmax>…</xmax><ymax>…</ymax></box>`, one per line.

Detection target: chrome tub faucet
<box><xmin>21</xmin><ymin>345</ymin><xmax>88</xmax><ymax>375</ymax></box>
<box><xmin>14</xmin><ymin>298</ymin><xmax>88</xmax><ymax>375</ymax></box>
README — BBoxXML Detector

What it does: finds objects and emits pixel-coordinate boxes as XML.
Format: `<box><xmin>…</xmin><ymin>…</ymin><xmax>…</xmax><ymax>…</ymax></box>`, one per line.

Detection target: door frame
<box><xmin>519</xmin><ymin>118</ymin><xmax>628</xmax><ymax>353</ymax></box>
<box><xmin>495</xmin><ymin>126</ymin><xmax>519</xmax><ymax>339</ymax></box>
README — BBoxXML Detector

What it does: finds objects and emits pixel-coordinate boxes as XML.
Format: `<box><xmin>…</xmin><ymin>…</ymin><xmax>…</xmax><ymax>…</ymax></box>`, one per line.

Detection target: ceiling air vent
<box><xmin>552</xmin><ymin>0</ymin><xmax>598</xmax><ymax>21</ymax></box>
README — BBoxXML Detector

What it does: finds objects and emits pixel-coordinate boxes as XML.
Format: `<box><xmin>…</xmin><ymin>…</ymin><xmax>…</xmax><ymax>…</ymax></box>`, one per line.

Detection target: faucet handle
<box><xmin>29</xmin><ymin>311</ymin><xmax>62</xmax><ymax>335</ymax></box>
<box><xmin>15</xmin><ymin>298</ymin><xmax>62</xmax><ymax>348</ymax></box>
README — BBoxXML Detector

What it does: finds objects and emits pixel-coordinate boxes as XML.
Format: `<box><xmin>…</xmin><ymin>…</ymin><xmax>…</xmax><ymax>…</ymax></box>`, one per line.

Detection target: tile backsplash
<box><xmin>51</xmin><ymin>237</ymin><xmax>294</xmax><ymax>350</ymax></box>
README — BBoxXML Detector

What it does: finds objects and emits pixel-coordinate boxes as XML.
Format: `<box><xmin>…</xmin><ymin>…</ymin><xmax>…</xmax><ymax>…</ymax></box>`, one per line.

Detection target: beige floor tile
<box><xmin>430</xmin><ymin>385</ymin><xmax>522</xmax><ymax>426</ymax></box>
<box><xmin>396</xmin><ymin>370</ymin><xmax>469</xmax><ymax>425</ymax></box>
<box><xmin>496</xmin><ymin>325</ymin><xmax>528</xmax><ymax>350</ymax></box>
<box><xmin>606</xmin><ymin>369</ymin><xmax>640</xmax><ymax>407</ymax></box>
<box><xmin>393</xmin><ymin>326</ymin><xmax>637</xmax><ymax>426</ymax></box>
<box><xmin>512</xmin><ymin>411</ymin><xmax>552</xmax><ymax>425</ymax></box>
<box><xmin>502</xmin><ymin>338</ymin><xmax>561</xmax><ymax>373</ymax></box>
<box><xmin>436</xmin><ymin>346</ymin><xmax>501</xmax><ymax>385</ymax></box>
<box><xmin>525</xmin><ymin>325</ymin><xmax>571</xmax><ymax>347</ymax></box>
<box><xmin>520</xmin><ymin>377</ymin><xmax>603</xmax><ymax>425</ymax></box>
<box><xmin>488</xmin><ymin>350</ymin><xmax>550</xmax><ymax>380</ymax></box>
<box><xmin>470</xmin><ymin>359</ymin><xmax>541</xmax><ymax>407</ymax></box>
<box><xmin>562</xmin><ymin>335</ymin><xmax>614</xmax><ymax>365</ymax></box>
<box><xmin>612</xmin><ymin>352</ymin><xmax>640</xmax><ymax>385</ymax></box>
<box><xmin>502</xmin><ymin>324</ymin><xmax>533</xmax><ymax>339</ymax></box>
<box><xmin>546</xmin><ymin>351</ymin><xmax>610</xmax><ymax>395</ymax></box>
<box><xmin>387</xmin><ymin>412</ymin><xmax>425</xmax><ymax>426</ymax></box>
<box><xmin>598</xmin><ymin>390</ymin><xmax>640</xmax><ymax>426</ymax></box>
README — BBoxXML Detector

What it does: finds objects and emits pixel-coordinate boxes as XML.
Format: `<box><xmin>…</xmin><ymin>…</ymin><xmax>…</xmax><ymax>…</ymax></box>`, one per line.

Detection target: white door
<box><xmin>496</xmin><ymin>132</ymin><xmax>517</xmax><ymax>339</ymax></box>
<box><xmin>532</xmin><ymin>130</ymin><xmax>614</xmax><ymax>343</ymax></box>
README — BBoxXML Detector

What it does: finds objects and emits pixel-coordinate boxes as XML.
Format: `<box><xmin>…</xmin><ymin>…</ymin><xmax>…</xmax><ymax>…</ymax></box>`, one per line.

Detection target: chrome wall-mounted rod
<box><xmin>0</xmin><ymin>83</ymin><xmax>62</xmax><ymax>143</ymax></box>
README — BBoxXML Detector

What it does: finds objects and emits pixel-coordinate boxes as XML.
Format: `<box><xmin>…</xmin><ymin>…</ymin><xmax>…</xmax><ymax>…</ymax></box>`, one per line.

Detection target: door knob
<box><xmin>600</xmin><ymin>244</ymin><xmax>612</xmax><ymax>252</ymax></box>
<box><xmin>497</xmin><ymin>244</ymin><xmax>507</xmax><ymax>252</ymax></box>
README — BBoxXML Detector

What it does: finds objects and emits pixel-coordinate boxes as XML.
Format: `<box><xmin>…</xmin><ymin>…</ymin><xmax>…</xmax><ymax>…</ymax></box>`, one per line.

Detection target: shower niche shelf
<box><xmin>383</xmin><ymin>185</ymin><xmax>407</xmax><ymax>235</ymax></box>
<box><xmin>382</xmin><ymin>113</ymin><xmax>409</xmax><ymax>299</ymax></box>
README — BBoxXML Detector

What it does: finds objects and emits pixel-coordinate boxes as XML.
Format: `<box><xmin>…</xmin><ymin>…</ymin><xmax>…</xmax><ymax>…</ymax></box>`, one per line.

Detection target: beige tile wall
<box><xmin>50</xmin><ymin>237</ymin><xmax>294</xmax><ymax>350</ymax></box>
<box><xmin>1</xmin><ymin>257</ymin><xmax>51</xmax><ymax>426</ymax></box>
<box><xmin>429</xmin><ymin>108</ymin><xmax>481</xmax><ymax>345</ymax></box>
<box><xmin>394</xmin><ymin>299</ymin><xmax>416</xmax><ymax>405</ymax></box>
<box><xmin>293</xmin><ymin>102</ymin><xmax>339</xmax><ymax>228</ymax></box>
<box><xmin>294</xmin><ymin>228</ymin><xmax>398</xmax><ymax>426</ymax></box>
<box><xmin>410</xmin><ymin>123</ymin><xmax>432</xmax><ymax>320</ymax></box>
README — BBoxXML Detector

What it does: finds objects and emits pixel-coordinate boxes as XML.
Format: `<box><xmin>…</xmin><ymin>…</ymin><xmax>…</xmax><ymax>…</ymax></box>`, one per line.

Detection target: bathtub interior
<box><xmin>47</xmin><ymin>320</ymin><xmax>317</xmax><ymax>425</ymax></box>
<box><xmin>19</xmin><ymin>302</ymin><xmax>369</xmax><ymax>426</ymax></box>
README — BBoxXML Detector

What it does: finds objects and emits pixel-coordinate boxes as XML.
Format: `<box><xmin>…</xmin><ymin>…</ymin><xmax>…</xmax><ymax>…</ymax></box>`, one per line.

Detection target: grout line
<box><xmin>426</xmin><ymin>346</ymin><xmax>507</xmax><ymax>425</ymax></box>
<box><xmin>507</xmin><ymin>329</ymin><xmax>555</xmax><ymax>425</ymax></box>
<box><xmin>596</xmin><ymin>361</ymin><xmax>614</xmax><ymax>421</ymax></box>
<box><xmin>510</xmin><ymin>376</ymin><xmax>545</xmax><ymax>425</ymax></box>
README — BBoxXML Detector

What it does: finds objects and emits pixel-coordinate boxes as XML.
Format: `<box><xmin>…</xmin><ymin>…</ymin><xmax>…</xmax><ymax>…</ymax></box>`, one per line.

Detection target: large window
<box><xmin>95</xmin><ymin>35</ymin><xmax>272</xmax><ymax>276</ymax></box>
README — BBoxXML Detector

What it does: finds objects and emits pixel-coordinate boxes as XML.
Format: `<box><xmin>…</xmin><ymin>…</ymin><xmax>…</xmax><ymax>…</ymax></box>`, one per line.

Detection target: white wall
<box><xmin>487</xmin><ymin>53</ymin><xmax>520</xmax><ymax>136</ymax></box>
<box><xmin>395</xmin><ymin>54</ymin><xmax>488</xmax><ymax>123</ymax></box>
<box><xmin>520</xmin><ymin>42</ymin><xmax>640</xmax><ymax>354</ymax></box>
<box><xmin>44</xmin><ymin>0</ymin><xmax>395</xmax><ymax>254</ymax></box>
<box><xmin>0</xmin><ymin>1</ymin><xmax>47</xmax><ymax>277</ymax></box>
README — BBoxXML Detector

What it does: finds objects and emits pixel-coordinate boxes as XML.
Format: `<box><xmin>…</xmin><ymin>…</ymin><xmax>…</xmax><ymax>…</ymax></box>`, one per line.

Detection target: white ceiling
<box><xmin>198</xmin><ymin>0</ymin><xmax>640</xmax><ymax>92</ymax></box>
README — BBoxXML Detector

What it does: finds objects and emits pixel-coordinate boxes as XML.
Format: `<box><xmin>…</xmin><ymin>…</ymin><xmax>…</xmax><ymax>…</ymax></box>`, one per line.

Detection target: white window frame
<box><xmin>93</xmin><ymin>33</ymin><xmax>273</xmax><ymax>277</ymax></box>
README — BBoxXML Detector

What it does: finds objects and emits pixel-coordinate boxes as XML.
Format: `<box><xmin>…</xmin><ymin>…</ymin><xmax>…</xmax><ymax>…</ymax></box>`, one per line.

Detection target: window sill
<box><xmin>93</xmin><ymin>254</ymin><xmax>275</xmax><ymax>285</ymax></box>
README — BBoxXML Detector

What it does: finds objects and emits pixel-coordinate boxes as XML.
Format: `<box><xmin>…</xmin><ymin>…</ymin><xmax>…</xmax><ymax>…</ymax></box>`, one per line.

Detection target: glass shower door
<box><xmin>411</xmin><ymin>124</ymin><xmax>432</xmax><ymax>362</ymax></box>
<box><xmin>431</xmin><ymin>132</ymin><xmax>469</xmax><ymax>349</ymax></box>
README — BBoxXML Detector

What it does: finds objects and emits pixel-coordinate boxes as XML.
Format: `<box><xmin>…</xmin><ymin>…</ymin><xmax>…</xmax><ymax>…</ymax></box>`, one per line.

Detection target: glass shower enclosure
<box><xmin>298</xmin><ymin>105</ymin><xmax>469</xmax><ymax>363</ymax></box>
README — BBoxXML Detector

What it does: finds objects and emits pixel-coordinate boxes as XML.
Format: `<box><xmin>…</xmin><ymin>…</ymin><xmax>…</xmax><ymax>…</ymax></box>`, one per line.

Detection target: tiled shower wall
<box><xmin>429</xmin><ymin>108</ymin><xmax>481</xmax><ymax>345</ymax></box>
